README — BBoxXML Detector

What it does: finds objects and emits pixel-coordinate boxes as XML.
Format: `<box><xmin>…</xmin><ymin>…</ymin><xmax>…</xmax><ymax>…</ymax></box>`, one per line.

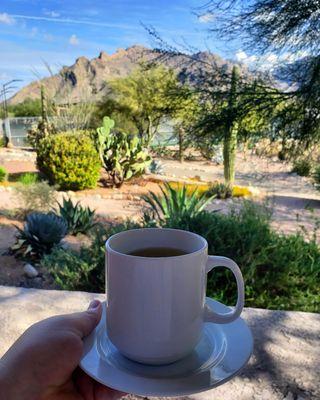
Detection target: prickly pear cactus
<box><xmin>95</xmin><ymin>116</ymin><xmax>151</xmax><ymax>187</ymax></box>
<box><xmin>96</xmin><ymin>116</ymin><xmax>115</xmax><ymax>166</ymax></box>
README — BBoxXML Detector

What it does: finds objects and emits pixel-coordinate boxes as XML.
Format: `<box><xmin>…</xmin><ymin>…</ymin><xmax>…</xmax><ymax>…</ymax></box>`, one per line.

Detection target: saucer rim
<box><xmin>80</xmin><ymin>298</ymin><xmax>253</xmax><ymax>397</ymax></box>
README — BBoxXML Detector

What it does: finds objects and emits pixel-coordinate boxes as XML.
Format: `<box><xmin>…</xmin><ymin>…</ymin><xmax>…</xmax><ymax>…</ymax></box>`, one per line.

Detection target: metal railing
<box><xmin>0</xmin><ymin>117</ymin><xmax>40</xmax><ymax>147</ymax></box>
<box><xmin>0</xmin><ymin>116</ymin><xmax>176</xmax><ymax>148</ymax></box>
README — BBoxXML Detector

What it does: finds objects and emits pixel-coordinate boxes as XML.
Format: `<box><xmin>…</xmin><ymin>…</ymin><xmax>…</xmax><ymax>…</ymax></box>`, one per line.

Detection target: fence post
<box><xmin>4</xmin><ymin>118</ymin><xmax>12</xmax><ymax>146</ymax></box>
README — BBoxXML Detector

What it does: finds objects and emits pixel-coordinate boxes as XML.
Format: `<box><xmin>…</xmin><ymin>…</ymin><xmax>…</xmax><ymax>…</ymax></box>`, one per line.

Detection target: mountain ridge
<box><xmin>9</xmin><ymin>45</ymin><xmax>239</xmax><ymax>105</ymax></box>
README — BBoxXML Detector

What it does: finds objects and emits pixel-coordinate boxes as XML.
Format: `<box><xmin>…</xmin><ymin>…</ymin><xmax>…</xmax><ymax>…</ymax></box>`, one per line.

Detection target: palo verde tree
<box><xmin>145</xmin><ymin>26</ymin><xmax>278</xmax><ymax>185</ymax></box>
<box><xmin>194</xmin><ymin>66</ymin><xmax>277</xmax><ymax>185</ymax></box>
<box><xmin>169</xmin><ymin>85</ymin><xmax>201</xmax><ymax>162</ymax></box>
<box><xmin>99</xmin><ymin>64</ymin><xmax>181</xmax><ymax>147</ymax></box>
<box><xmin>200</xmin><ymin>0</ymin><xmax>320</xmax><ymax>152</ymax></box>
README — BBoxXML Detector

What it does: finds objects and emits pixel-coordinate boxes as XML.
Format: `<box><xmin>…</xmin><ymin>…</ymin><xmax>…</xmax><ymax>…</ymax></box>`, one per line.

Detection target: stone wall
<box><xmin>0</xmin><ymin>286</ymin><xmax>319</xmax><ymax>399</ymax></box>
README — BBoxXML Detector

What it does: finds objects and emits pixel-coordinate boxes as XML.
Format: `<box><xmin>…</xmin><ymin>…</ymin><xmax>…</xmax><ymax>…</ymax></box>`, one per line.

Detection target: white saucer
<box><xmin>80</xmin><ymin>298</ymin><xmax>253</xmax><ymax>397</ymax></box>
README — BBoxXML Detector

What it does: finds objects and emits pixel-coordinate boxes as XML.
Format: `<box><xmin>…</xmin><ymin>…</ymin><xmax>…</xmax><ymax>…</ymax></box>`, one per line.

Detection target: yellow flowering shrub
<box><xmin>160</xmin><ymin>180</ymin><xmax>254</xmax><ymax>198</ymax></box>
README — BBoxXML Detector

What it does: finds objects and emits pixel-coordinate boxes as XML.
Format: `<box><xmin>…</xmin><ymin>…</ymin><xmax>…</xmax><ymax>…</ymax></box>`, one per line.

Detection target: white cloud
<box><xmin>265</xmin><ymin>53</ymin><xmax>278</xmax><ymax>64</ymax></box>
<box><xmin>69</xmin><ymin>34</ymin><xmax>79</xmax><ymax>45</ymax></box>
<box><xmin>0</xmin><ymin>13</ymin><xmax>15</xmax><ymax>25</ymax></box>
<box><xmin>235</xmin><ymin>48</ymin><xmax>310</xmax><ymax>71</ymax></box>
<box><xmin>235</xmin><ymin>50</ymin><xmax>257</xmax><ymax>64</ymax></box>
<box><xmin>198</xmin><ymin>12</ymin><xmax>215</xmax><ymax>23</ymax></box>
<box><xmin>11</xmin><ymin>14</ymin><xmax>139</xmax><ymax>30</ymax></box>
<box><xmin>44</xmin><ymin>11</ymin><xmax>60</xmax><ymax>18</ymax></box>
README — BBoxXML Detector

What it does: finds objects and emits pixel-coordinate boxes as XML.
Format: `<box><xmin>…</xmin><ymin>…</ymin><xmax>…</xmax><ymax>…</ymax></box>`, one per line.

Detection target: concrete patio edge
<box><xmin>0</xmin><ymin>285</ymin><xmax>319</xmax><ymax>399</ymax></box>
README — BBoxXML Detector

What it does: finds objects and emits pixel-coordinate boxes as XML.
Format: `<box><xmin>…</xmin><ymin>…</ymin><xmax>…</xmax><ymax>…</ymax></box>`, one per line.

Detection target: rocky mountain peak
<box><xmin>9</xmin><ymin>45</ymin><xmax>240</xmax><ymax>105</ymax></box>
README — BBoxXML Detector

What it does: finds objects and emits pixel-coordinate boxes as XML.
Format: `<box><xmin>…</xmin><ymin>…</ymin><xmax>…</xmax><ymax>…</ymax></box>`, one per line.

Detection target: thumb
<box><xmin>67</xmin><ymin>299</ymin><xmax>102</xmax><ymax>339</ymax></box>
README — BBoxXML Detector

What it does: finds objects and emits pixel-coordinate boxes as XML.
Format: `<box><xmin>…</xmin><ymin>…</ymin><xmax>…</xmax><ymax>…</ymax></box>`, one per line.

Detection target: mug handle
<box><xmin>204</xmin><ymin>256</ymin><xmax>245</xmax><ymax>324</ymax></box>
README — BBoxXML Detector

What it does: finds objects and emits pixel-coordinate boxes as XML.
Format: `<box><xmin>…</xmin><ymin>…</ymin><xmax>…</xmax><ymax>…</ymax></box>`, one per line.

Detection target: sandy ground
<box><xmin>1</xmin><ymin>148</ymin><xmax>319</xmax><ymax>237</ymax></box>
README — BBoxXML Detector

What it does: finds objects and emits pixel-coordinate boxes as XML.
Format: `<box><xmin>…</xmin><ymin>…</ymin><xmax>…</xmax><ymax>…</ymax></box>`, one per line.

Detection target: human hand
<box><xmin>0</xmin><ymin>300</ymin><xmax>124</xmax><ymax>400</ymax></box>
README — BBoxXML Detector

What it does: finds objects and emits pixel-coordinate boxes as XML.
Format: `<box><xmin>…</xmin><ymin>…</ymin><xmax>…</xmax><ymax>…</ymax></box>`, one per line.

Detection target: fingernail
<box><xmin>88</xmin><ymin>299</ymin><xmax>100</xmax><ymax>311</ymax></box>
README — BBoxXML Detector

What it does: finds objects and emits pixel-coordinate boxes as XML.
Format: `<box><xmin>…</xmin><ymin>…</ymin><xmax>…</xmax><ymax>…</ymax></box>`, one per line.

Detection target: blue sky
<box><xmin>0</xmin><ymin>0</ymin><xmax>244</xmax><ymax>94</ymax></box>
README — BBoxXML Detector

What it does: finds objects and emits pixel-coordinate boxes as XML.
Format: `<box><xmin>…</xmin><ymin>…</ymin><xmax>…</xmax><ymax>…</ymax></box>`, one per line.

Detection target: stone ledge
<box><xmin>0</xmin><ymin>286</ymin><xmax>319</xmax><ymax>400</ymax></box>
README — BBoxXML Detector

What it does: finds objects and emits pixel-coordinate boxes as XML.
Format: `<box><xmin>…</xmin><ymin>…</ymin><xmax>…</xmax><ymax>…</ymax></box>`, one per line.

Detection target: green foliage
<box><xmin>95</xmin><ymin>98</ymin><xmax>138</xmax><ymax>134</ymax></box>
<box><xmin>95</xmin><ymin>117</ymin><xmax>151</xmax><ymax>187</ymax></box>
<box><xmin>43</xmin><ymin>222</ymin><xmax>140</xmax><ymax>292</ymax></box>
<box><xmin>17</xmin><ymin>172</ymin><xmax>39</xmax><ymax>185</ymax></box>
<box><xmin>37</xmin><ymin>132</ymin><xmax>100</xmax><ymax>190</ymax></box>
<box><xmin>148</xmin><ymin>159</ymin><xmax>164</xmax><ymax>174</ymax></box>
<box><xmin>292</xmin><ymin>158</ymin><xmax>313</xmax><ymax>176</ymax></box>
<box><xmin>0</xmin><ymin>166</ymin><xmax>7</xmax><ymax>182</ymax></box>
<box><xmin>143</xmin><ymin>198</ymin><xmax>319</xmax><ymax>312</ymax></box>
<box><xmin>313</xmin><ymin>165</ymin><xmax>320</xmax><ymax>188</ymax></box>
<box><xmin>14</xmin><ymin>181</ymin><xmax>57</xmax><ymax>212</ymax></box>
<box><xmin>201</xmin><ymin>207</ymin><xmax>320</xmax><ymax>312</ymax></box>
<box><xmin>42</xmin><ymin>247</ymin><xmax>95</xmax><ymax>291</ymax></box>
<box><xmin>151</xmin><ymin>145</ymin><xmax>177</xmax><ymax>159</ymax></box>
<box><xmin>41</xmin><ymin>197</ymin><xmax>320</xmax><ymax>311</ymax></box>
<box><xmin>11</xmin><ymin>212</ymin><xmax>68</xmax><ymax>260</ymax></box>
<box><xmin>197</xmin><ymin>140</ymin><xmax>221</xmax><ymax>161</ymax></box>
<box><xmin>8</xmin><ymin>98</ymin><xmax>42</xmax><ymax>117</ymax></box>
<box><xmin>99</xmin><ymin>65</ymin><xmax>182</xmax><ymax>146</ymax></box>
<box><xmin>0</xmin><ymin>137</ymin><xmax>6</xmax><ymax>148</ymax></box>
<box><xmin>57</xmin><ymin>197</ymin><xmax>96</xmax><ymax>235</ymax></box>
<box><xmin>207</xmin><ymin>182</ymin><xmax>232</xmax><ymax>199</ymax></box>
<box><xmin>27</xmin><ymin>119</ymin><xmax>57</xmax><ymax>149</ymax></box>
<box><xmin>142</xmin><ymin>183</ymin><xmax>215</xmax><ymax>227</ymax></box>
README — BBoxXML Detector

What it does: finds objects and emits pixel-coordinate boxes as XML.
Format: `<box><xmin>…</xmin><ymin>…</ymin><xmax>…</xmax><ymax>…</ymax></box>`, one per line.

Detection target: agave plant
<box><xmin>142</xmin><ymin>183</ymin><xmax>216</xmax><ymax>227</ymax></box>
<box><xmin>207</xmin><ymin>182</ymin><xmax>233</xmax><ymax>199</ymax></box>
<box><xmin>11</xmin><ymin>212</ymin><xmax>68</xmax><ymax>260</ymax></box>
<box><xmin>57</xmin><ymin>197</ymin><xmax>96</xmax><ymax>235</ymax></box>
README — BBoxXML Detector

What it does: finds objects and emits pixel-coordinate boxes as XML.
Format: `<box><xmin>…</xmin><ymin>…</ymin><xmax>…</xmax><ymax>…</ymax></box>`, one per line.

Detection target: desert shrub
<box><xmin>146</xmin><ymin>194</ymin><xmax>320</xmax><ymax>312</ymax></box>
<box><xmin>195</xmin><ymin>139</ymin><xmax>221</xmax><ymax>162</ymax></box>
<box><xmin>37</xmin><ymin>132</ymin><xmax>100</xmax><ymax>190</ymax></box>
<box><xmin>207</xmin><ymin>182</ymin><xmax>232</xmax><ymax>199</ymax></box>
<box><xmin>27</xmin><ymin>119</ymin><xmax>57</xmax><ymax>150</ymax></box>
<box><xmin>0</xmin><ymin>166</ymin><xmax>7</xmax><ymax>182</ymax></box>
<box><xmin>292</xmin><ymin>159</ymin><xmax>312</xmax><ymax>177</ymax></box>
<box><xmin>43</xmin><ymin>222</ymin><xmax>140</xmax><ymax>292</ymax></box>
<box><xmin>313</xmin><ymin>165</ymin><xmax>320</xmax><ymax>188</ymax></box>
<box><xmin>42</xmin><ymin>247</ymin><xmax>95</xmax><ymax>291</ymax></box>
<box><xmin>11</xmin><ymin>212</ymin><xmax>68</xmax><ymax>260</ymax></box>
<box><xmin>148</xmin><ymin>160</ymin><xmax>164</xmax><ymax>174</ymax></box>
<box><xmin>150</xmin><ymin>144</ymin><xmax>177</xmax><ymax>159</ymax></box>
<box><xmin>254</xmin><ymin>139</ymin><xmax>282</xmax><ymax>158</ymax></box>
<box><xmin>14</xmin><ymin>181</ymin><xmax>57</xmax><ymax>212</ymax></box>
<box><xmin>17</xmin><ymin>172</ymin><xmax>39</xmax><ymax>185</ymax></box>
<box><xmin>160</xmin><ymin>202</ymin><xmax>319</xmax><ymax>312</ymax></box>
<box><xmin>57</xmin><ymin>197</ymin><xmax>96</xmax><ymax>235</ymax></box>
<box><xmin>158</xmin><ymin>181</ymin><xmax>252</xmax><ymax>199</ymax></box>
<box><xmin>142</xmin><ymin>183</ymin><xmax>215</xmax><ymax>227</ymax></box>
<box><xmin>42</xmin><ymin>192</ymin><xmax>320</xmax><ymax>312</ymax></box>
<box><xmin>9</xmin><ymin>98</ymin><xmax>42</xmax><ymax>117</ymax></box>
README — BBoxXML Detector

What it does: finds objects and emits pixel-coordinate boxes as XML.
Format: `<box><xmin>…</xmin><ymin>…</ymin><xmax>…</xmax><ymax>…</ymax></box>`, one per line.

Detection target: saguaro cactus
<box><xmin>223</xmin><ymin>66</ymin><xmax>240</xmax><ymax>186</ymax></box>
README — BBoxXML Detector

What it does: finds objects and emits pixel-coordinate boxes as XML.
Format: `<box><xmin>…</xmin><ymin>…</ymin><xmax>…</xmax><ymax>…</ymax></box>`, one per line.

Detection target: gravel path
<box><xmin>0</xmin><ymin>148</ymin><xmax>319</xmax><ymax>239</ymax></box>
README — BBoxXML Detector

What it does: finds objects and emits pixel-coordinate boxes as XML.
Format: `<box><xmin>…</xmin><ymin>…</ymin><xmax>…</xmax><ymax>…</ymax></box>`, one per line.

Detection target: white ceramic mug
<box><xmin>105</xmin><ymin>228</ymin><xmax>244</xmax><ymax>365</ymax></box>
